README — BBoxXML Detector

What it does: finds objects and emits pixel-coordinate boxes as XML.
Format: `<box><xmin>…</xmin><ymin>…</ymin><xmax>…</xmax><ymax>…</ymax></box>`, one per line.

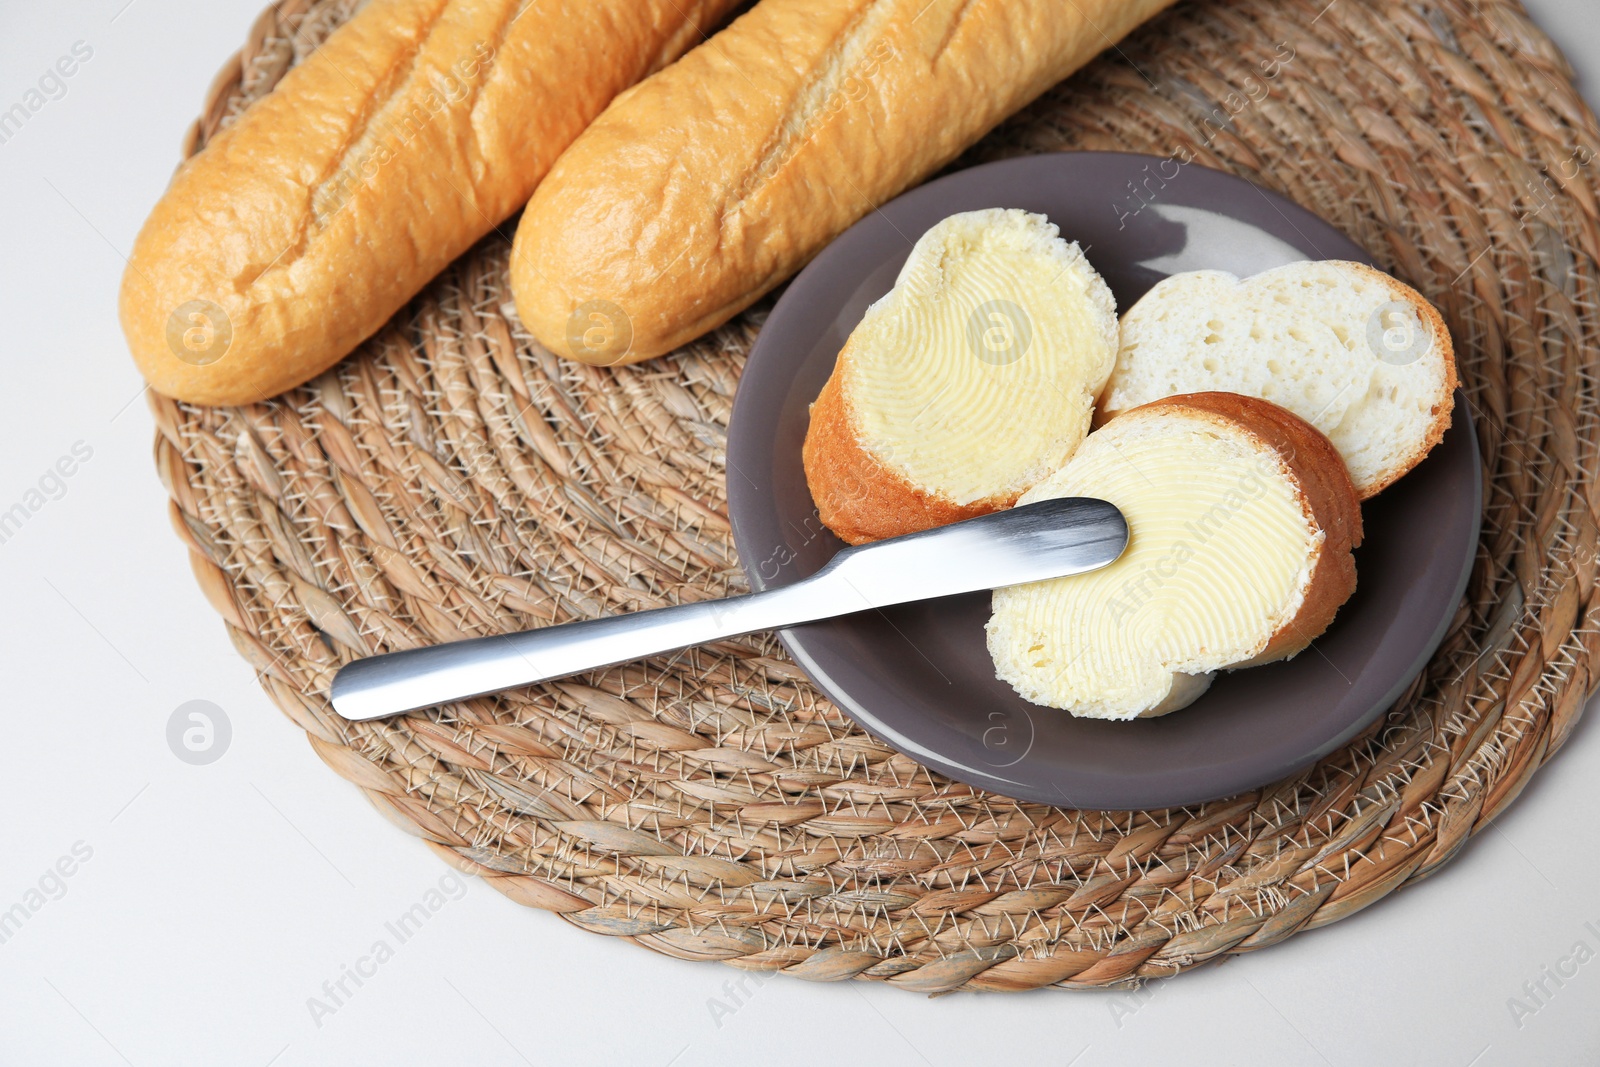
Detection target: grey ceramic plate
<box><xmin>726</xmin><ymin>152</ymin><xmax>1481</xmax><ymax>810</ymax></box>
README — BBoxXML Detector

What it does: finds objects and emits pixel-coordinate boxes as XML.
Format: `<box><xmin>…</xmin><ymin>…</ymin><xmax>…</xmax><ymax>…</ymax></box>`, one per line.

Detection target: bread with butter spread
<box><xmin>803</xmin><ymin>209</ymin><xmax>1118</xmax><ymax>545</ymax></box>
<box><xmin>988</xmin><ymin>392</ymin><xmax>1363</xmax><ymax>719</ymax></box>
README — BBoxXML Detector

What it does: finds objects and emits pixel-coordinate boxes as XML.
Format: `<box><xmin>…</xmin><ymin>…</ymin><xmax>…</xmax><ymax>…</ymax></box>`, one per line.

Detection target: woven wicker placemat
<box><xmin>152</xmin><ymin>0</ymin><xmax>1600</xmax><ymax>992</ymax></box>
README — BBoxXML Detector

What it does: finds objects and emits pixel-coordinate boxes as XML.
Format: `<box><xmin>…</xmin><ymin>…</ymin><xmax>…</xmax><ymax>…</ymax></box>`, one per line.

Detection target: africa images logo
<box><xmin>165</xmin><ymin>300</ymin><xmax>232</xmax><ymax>366</ymax></box>
<box><xmin>966</xmin><ymin>299</ymin><xmax>1033</xmax><ymax>366</ymax></box>
<box><xmin>565</xmin><ymin>299</ymin><xmax>633</xmax><ymax>365</ymax></box>
<box><xmin>166</xmin><ymin>700</ymin><xmax>231</xmax><ymax>766</ymax></box>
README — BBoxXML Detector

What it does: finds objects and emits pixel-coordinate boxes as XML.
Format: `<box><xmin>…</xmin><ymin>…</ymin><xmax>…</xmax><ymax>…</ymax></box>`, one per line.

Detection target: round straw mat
<box><xmin>152</xmin><ymin>0</ymin><xmax>1600</xmax><ymax>991</ymax></box>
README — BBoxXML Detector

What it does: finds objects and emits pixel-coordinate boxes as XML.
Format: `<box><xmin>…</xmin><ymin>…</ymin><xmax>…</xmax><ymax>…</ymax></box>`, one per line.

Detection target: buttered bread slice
<box><xmin>804</xmin><ymin>209</ymin><xmax>1117</xmax><ymax>545</ymax></box>
<box><xmin>1100</xmin><ymin>260</ymin><xmax>1456</xmax><ymax>498</ymax></box>
<box><xmin>988</xmin><ymin>393</ymin><xmax>1362</xmax><ymax>720</ymax></box>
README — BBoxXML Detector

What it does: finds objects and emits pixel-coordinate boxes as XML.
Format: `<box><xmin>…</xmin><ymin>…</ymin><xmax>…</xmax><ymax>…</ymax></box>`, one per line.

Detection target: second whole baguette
<box><xmin>120</xmin><ymin>0</ymin><xmax>740</xmax><ymax>406</ymax></box>
<box><xmin>510</xmin><ymin>0</ymin><xmax>1177</xmax><ymax>365</ymax></box>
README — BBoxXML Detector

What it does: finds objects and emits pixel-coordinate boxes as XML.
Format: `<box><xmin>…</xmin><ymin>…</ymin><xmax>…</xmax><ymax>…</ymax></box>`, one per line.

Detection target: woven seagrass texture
<box><xmin>151</xmin><ymin>0</ymin><xmax>1600</xmax><ymax>992</ymax></box>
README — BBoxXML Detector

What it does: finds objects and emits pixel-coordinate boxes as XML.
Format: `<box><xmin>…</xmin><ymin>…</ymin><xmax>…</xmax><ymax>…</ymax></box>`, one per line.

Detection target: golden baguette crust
<box><xmin>803</xmin><ymin>370</ymin><xmax>999</xmax><ymax>546</ymax></box>
<box><xmin>511</xmin><ymin>0</ymin><xmax>1177</xmax><ymax>365</ymax></box>
<box><xmin>120</xmin><ymin>0</ymin><xmax>739</xmax><ymax>406</ymax></box>
<box><xmin>1141</xmin><ymin>392</ymin><xmax>1364</xmax><ymax>663</ymax></box>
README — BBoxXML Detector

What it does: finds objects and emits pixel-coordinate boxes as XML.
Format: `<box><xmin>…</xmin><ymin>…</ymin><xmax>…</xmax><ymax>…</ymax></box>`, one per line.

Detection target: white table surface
<box><xmin>1</xmin><ymin>2</ymin><xmax>1595</xmax><ymax>1064</ymax></box>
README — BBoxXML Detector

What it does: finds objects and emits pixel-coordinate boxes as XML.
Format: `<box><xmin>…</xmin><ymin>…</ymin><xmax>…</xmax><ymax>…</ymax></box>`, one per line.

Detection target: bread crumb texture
<box><xmin>1101</xmin><ymin>260</ymin><xmax>1456</xmax><ymax>497</ymax></box>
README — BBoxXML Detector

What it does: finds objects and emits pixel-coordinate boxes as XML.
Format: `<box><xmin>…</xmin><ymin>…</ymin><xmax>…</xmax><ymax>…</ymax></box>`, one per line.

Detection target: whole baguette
<box><xmin>510</xmin><ymin>0</ymin><xmax>1177</xmax><ymax>365</ymax></box>
<box><xmin>120</xmin><ymin>0</ymin><xmax>739</xmax><ymax>406</ymax></box>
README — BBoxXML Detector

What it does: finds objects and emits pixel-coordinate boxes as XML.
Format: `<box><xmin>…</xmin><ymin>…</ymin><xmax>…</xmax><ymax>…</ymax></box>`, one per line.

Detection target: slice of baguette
<box><xmin>1099</xmin><ymin>260</ymin><xmax>1456</xmax><ymax>498</ymax></box>
<box><xmin>803</xmin><ymin>209</ymin><xmax>1118</xmax><ymax>545</ymax></box>
<box><xmin>508</xmin><ymin>0</ymin><xmax>1177</xmax><ymax>365</ymax></box>
<box><xmin>988</xmin><ymin>392</ymin><xmax>1362</xmax><ymax>720</ymax></box>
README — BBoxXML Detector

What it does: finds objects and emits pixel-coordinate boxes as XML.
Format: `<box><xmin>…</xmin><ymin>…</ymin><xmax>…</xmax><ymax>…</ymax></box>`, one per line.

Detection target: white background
<box><xmin>0</xmin><ymin>2</ymin><xmax>1595</xmax><ymax>1064</ymax></box>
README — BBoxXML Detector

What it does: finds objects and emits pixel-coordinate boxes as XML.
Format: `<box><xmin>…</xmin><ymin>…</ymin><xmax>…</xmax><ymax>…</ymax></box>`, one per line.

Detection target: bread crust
<box><xmin>1342</xmin><ymin>262</ymin><xmax>1458</xmax><ymax>497</ymax></box>
<box><xmin>1139</xmin><ymin>392</ymin><xmax>1363</xmax><ymax>663</ymax></box>
<box><xmin>802</xmin><ymin>370</ymin><xmax>1003</xmax><ymax>545</ymax></box>
<box><xmin>120</xmin><ymin>0</ymin><xmax>739</xmax><ymax>406</ymax></box>
<box><xmin>510</xmin><ymin>0</ymin><xmax>1177</xmax><ymax>365</ymax></box>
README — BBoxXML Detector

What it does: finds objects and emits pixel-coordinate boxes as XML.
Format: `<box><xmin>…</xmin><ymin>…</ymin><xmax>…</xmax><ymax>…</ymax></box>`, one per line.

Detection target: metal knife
<box><xmin>329</xmin><ymin>496</ymin><xmax>1127</xmax><ymax>721</ymax></box>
